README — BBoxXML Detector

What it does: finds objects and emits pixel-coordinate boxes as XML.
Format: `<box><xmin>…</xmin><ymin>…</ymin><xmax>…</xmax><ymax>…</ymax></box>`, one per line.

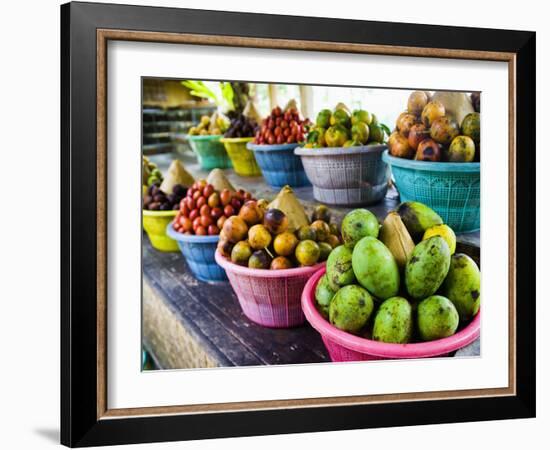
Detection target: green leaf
<box><xmin>380</xmin><ymin>123</ymin><xmax>391</xmax><ymax>136</ymax></box>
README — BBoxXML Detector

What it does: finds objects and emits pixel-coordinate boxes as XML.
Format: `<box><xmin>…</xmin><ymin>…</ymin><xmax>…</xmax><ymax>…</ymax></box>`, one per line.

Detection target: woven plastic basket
<box><xmin>167</xmin><ymin>224</ymin><xmax>227</xmax><ymax>282</ymax></box>
<box><xmin>187</xmin><ymin>135</ymin><xmax>232</xmax><ymax>170</ymax></box>
<box><xmin>294</xmin><ymin>144</ymin><xmax>390</xmax><ymax>206</ymax></box>
<box><xmin>382</xmin><ymin>151</ymin><xmax>480</xmax><ymax>232</ymax></box>
<box><xmin>142</xmin><ymin>210</ymin><xmax>178</xmax><ymax>252</ymax></box>
<box><xmin>220</xmin><ymin>137</ymin><xmax>261</xmax><ymax>176</ymax></box>
<box><xmin>247</xmin><ymin>143</ymin><xmax>311</xmax><ymax>188</ymax></box>
<box><xmin>215</xmin><ymin>251</ymin><xmax>325</xmax><ymax>328</ymax></box>
<box><xmin>302</xmin><ymin>267</ymin><xmax>481</xmax><ymax>361</ymax></box>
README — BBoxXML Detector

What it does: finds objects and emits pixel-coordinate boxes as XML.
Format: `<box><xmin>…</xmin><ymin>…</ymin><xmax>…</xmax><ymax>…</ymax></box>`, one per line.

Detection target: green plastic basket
<box><xmin>382</xmin><ymin>151</ymin><xmax>480</xmax><ymax>232</ymax></box>
<box><xmin>187</xmin><ymin>135</ymin><xmax>232</xmax><ymax>170</ymax></box>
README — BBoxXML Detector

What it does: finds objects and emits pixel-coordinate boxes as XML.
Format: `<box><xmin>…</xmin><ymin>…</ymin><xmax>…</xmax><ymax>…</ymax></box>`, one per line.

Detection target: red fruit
<box><xmin>196</xmin><ymin>196</ymin><xmax>206</xmax><ymax>209</ymax></box>
<box><xmin>260</xmin><ymin>124</ymin><xmax>268</xmax><ymax>135</ymax></box>
<box><xmin>208</xmin><ymin>224</ymin><xmax>220</xmax><ymax>235</ymax></box>
<box><xmin>220</xmin><ymin>189</ymin><xmax>232</xmax><ymax>206</ymax></box>
<box><xmin>180</xmin><ymin>203</ymin><xmax>190</xmax><ymax>217</ymax></box>
<box><xmin>211</xmin><ymin>207</ymin><xmax>223</xmax><ymax>220</ymax></box>
<box><xmin>186</xmin><ymin>187</ymin><xmax>194</xmax><ymax>198</ymax></box>
<box><xmin>200</xmin><ymin>204</ymin><xmax>211</xmax><ymax>217</ymax></box>
<box><xmin>193</xmin><ymin>190</ymin><xmax>201</xmax><ymax>201</ymax></box>
<box><xmin>274</xmin><ymin>126</ymin><xmax>282</xmax><ymax>137</ymax></box>
<box><xmin>273</xmin><ymin>106</ymin><xmax>282</xmax><ymax>116</ymax></box>
<box><xmin>200</xmin><ymin>215</ymin><xmax>213</xmax><ymax>227</ymax></box>
<box><xmin>244</xmin><ymin>191</ymin><xmax>252</xmax><ymax>200</ymax></box>
<box><xmin>185</xmin><ymin>197</ymin><xmax>196</xmax><ymax>211</ymax></box>
<box><xmin>224</xmin><ymin>204</ymin><xmax>235</xmax><ymax>217</ymax></box>
<box><xmin>275</xmin><ymin>117</ymin><xmax>282</xmax><ymax>126</ymax></box>
<box><xmin>280</xmin><ymin>120</ymin><xmax>288</xmax><ymax>129</ymax></box>
<box><xmin>195</xmin><ymin>226</ymin><xmax>207</xmax><ymax>236</ymax></box>
<box><xmin>189</xmin><ymin>209</ymin><xmax>199</xmax><ymax>221</ymax></box>
<box><xmin>283</xmin><ymin>128</ymin><xmax>291</xmax><ymax>137</ymax></box>
<box><xmin>267</xmin><ymin>119</ymin><xmax>275</xmax><ymax>130</ymax></box>
<box><xmin>203</xmin><ymin>184</ymin><xmax>214</xmax><ymax>198</ymax></box>
<box><xmin>284</xmin><ymin>111</ymin><xmax>291</xmax><ymax>121</ymax></box>
<box><xmin>286</xmin><ymin>135</ymin><xmax>296</xmax><ymax>144</ymax></box>
<box><xmin>267</xmin><ymin>135</ymin><xmax>275</xmax><ymax>145</ymax></box>
<box><xmin>231</xmin><ymin>197</ymin><xmax>242</xmax><ymax>210</ymax></box>
<box><xmin>276</xmin><ymin>134</ymin><xmax>285</xmax><ymax>144</ymax></box>
<box><xmin>196</xmin><ymin>180</ymin><xmax>207</xmax><ymax>190</ymax></box>
<box><xmin>193</xmin><ymin>216</ymin><xmax>202</xmax><ymax>230</ymax></box>
<box><xmin>180</xmin><ymin>217</ymin><xmax>192</xmax><ymax>232</ymax></box>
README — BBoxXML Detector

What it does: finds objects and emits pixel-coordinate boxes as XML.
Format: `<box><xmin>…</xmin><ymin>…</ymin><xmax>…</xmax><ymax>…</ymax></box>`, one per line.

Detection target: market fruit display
<box><xmin>316</xmin><ymin>202</ymin><xmax>480</xmax><ymax>343</ymax></box>
<box><xmin>172</xmin><ymin>179</ymin><xmax>254</xmax><ymax>236</ymax></box>
<box><xmin>224</xmin><ymin>112</ymin><xmax>258</xmax><ymax>138</ymax></box>
<box><xmin>188</xmin><ymin>112</ymin><xmax>229</xmax><ymax>136</ymax></box>
<box><xmin>388</xmin><ymin>91</ymin><xmax>480</xmax><ymax>162</ymax></box>
<box><xmin>304</xmin><ymin>104</ymin><xmax>389</xmax><ymax>148</ymax></box>
<box><xmin>253</xmin><ymin>105</ymin><xmax>308</xmax><ymax>145</ymax></box>
<box><xmin>341</xmin><ymin>209</ymin><xmax>380</xmax><ymax>248</ymax></box>
<box><xmin>143</xmin><ymin>182</ymin><xmax>186</xmax><ymax>211</ymax></box>
<box><xmin>159</xmin><ymin>160</ymin><xmax>195</xmax><ymax>195</ymax></box>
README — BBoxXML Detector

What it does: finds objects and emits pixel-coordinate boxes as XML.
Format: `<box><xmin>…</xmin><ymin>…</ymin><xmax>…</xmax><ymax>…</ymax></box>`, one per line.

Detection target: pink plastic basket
<box><xmin>302</xmin><ymin>267</ymin><xmax>480</xmax><ymax>361</ymax></box>
<box><xmin>215</xmin><ymin>251</ymin><xmax>325</xmax><ymax>328</ymax></box>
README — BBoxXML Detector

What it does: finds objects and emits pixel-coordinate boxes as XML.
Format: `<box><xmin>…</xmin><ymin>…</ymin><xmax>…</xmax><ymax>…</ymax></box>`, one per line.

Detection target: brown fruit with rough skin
<box><xmin>389</xmin><ymin>131</ymin><xmax>414</xmax><ymax>159</ymax></box>
<box><xmin>238</xmin><ymin>200</ymin><xmax>264</xmax><ymax>226</ymax></box>
<box><xmin>407</xmin><ymin>91</ymin><xmax>429</xmax><ymax>116</ymax></box>
<box><xmin>310</xmin><ymin>220</ymin><xmax>331</xmax><ymax>241</ymax></box>
<box><xmin>270</xmin><ymin>256</ymin><xmax>293</xmax><ymax>270</ymax></box>
<box><xmin>421</xmin><ymin>101</ymin><xmax>445</xmax><ymax>127</ymax></box>
<box><xmin>263</xmin><ymin>208</ymin><xmax>289</xmax><ymax>234</ymax></box>
<box><xmin>273</xmin><ymin>231</ymin><xmax>299</xmax><ymax>256</ymax></box>
<box><xmin>430</xmin><ymin>116</ymin><xmax>460</xmax><ymax>145</ymax></box>
<box><xmin>415</xmin><ymin>139</ymin><xmax>442</xmax><ymax>162</ymax></box>
<box><xmin>396</xmin><ymin>113</ymin><xmax>418</xmax><ymax>138</ymax></box>
<box><xmin>222</xmin><ymin>216</ymin><xmax>249</xmax><ymax>243</ymax></box>
<box><xmin>408</xmin><ymin>123</ymin><xmax>430</xmax><ymax>151</ymax></box>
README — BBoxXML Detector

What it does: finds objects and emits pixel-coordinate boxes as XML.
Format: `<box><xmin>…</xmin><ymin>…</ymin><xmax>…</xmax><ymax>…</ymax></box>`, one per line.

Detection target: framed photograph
<box><xmin>61</xmin><ymin>1</ymin><xmax>536</xmax><ymax>447</ymax></box>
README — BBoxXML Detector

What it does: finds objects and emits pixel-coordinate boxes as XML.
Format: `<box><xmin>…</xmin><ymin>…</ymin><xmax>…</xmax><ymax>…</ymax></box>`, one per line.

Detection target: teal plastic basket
<box><xmin>187</xmin><ymin>135</ymin><xmax>232</xmax><ymax>170</ymax></box>
<box><xmin>382</xmin><ymin>151</ymin><xmax>480</xmax><ymax>232</ymax></box>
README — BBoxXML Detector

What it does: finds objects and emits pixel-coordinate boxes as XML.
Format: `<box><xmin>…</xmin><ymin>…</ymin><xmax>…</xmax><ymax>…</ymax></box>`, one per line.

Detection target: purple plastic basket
<box><xmin>215</xmin><ymin>251</ymin><xmax>325</xmax><ymax>328</ymax></box>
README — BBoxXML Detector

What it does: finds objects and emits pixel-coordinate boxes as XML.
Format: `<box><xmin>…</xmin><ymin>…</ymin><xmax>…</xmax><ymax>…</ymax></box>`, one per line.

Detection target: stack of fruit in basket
<box><xmin>142</xmin><ymin>160</ymin><xmax>195</xmax><ymax>211</ymax></box>
<box><xmin>188</xmin><ymin>112</ymin><xmax>230</xmax><ymax>136</ymax></box>
<box><xmin>173</xmin><ymin>177</ymin><xmax>254</xmax><ymax>236</ymax></box>
<box><xmin>224</xmin><ymin>112</ymin><xmax>258</xmax><ymax>138</ymax></box>
<box><xmin>388</xmin><ymin>91</ymin><xmax>481</xmax><ymax>162</ymax></box>
<box><xmin>253</xmin><ymin>105</ymin><xmax>309</xmax><ymax>145</ymax></box>
<box><xmin>304</xmin><ymin>103</ymin><xmax>389</xmax><ymax>148</ymax></box>
<box><xmin>218</xmin><ymin>186</ymin><xmax>341</xmax><ymax>270</ymax></box>
<box><xmin>315</xmin><ymin>202</ymin><xmax>480</xmax><ymax>343</ymax></box>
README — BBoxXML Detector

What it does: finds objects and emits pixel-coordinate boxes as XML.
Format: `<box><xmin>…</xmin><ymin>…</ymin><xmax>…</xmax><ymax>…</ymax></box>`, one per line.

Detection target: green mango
<box><xmin>329</xmin><ymin>285</ymin><xmax>374</xmax><ymax>333</ymax></box>
<box><xmin>396</xmin><ymin>201</ymin><xmax>443</xmax><ymax>241</ymax></box>
<box><xmin>330</xmin><ymin>108</ymin><xmax>351</xmax><ymax>128</ymax></box>
<box><xmin>351</xmin><ymin>122</ymin><xmax>370</xmax><ymax>144</ymax></box>
<box><xmin>316</xmin><ymin>109</ymin><xmax>332</xmax><ymax>128</ymax></box>
<box><xmin>368</xmin><ymin>123</ymin><xmax>385</xmax><ymax>143</ymax></box>
<box><xmin>405</xmin><ymin>236</ymin><xmax>451</xmax><ymax>300</ymax></box>
<box><xmin>341</xmin><ymin>208</ymin><xmax>379</xmax><ymax>248</ymax></box>
<box><xmin>326</xmin><ymin>245</ymin><xmax>356</xmax><ymax>292</ymax></box>
<box><xmin>442</xmin><ymin>253</ymin><xmax>481</xmax><ymax>321</ymax></box>
<box><xmin>372</xmin><ymin>297</ymin><xmax>412</xmax><ymax>344</ymax></box>
<box><xmin>351</xmin><ymin>109</ymin><xmax>373</xmax><ymax>126</ymax></box>
<box><xmin>352</xmin><ymin>236</ymin><xmax>400</xmax><ymax>300</ymax></box>
<box><xmin>314</xmin><ymin>274</ymin><xmax>336</xmax><ymax>319</ymax></box>
<box><xmin>417</xmin><ymin>295</ymin><xmax>459</xmax><ymax>341</ymax></box>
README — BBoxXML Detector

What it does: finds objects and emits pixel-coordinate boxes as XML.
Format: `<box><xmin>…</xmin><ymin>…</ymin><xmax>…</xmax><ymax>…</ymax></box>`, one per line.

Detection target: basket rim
<box><xmin>294</xmin><ymin>143</ymin><xmax>387</xmax><ymax>156</ymax></box>
<box><xmin>215</xmin><ymin>250</ymin><xmax>326</xmax><ymax>278</ymax></box>
<box><xmin>186</xmin><ymin>134</ymin><xmax>223</xmax><ymax>141</ymax></box>
<box><xmin>142</xmin><ymin>209</ymin><xmax>178</xmax><ymax>218</ymax></box>
<box><xmin>302</xmin><ymin>267</ymin><xmax>480</xmax><ymax>358</ymax></box>
<box><xmin>382</xmin><ymin>150</ymin><xmax>480</xmax><ymax>173</ymax></box>
<box><xmin>220</xmin><ymin>137</ymin><xmax>254</xmax><ymax>143</ymax></box>
<box><xmin>166</xmin><ymin>222</ymin><xmax>220</xmax><ymax>243</ymax></box>
<box><xmin>247</xmin><ymin>142</ymin><xmax>300</xmax><ymax>152</ymax></box>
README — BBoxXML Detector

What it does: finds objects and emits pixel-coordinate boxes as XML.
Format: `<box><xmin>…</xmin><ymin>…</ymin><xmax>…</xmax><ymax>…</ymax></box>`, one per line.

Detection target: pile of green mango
<box><xmin>315</xmin><ymin>202</ymin><xmax>480</xmax><ymax>343</ymax></box>
<box><xmin>303</xmin><ymin>103</ymin><xmax>389</xmax><ymax>149</ymax></box>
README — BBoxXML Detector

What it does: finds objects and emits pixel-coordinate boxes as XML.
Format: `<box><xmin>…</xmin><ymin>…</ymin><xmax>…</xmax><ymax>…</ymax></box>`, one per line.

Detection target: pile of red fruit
<box><xmin>254</xmin><ymin>106</ymin><xmax>309</xmax><ymax>145</ymax></box>
<box><xmin>173</xmin><ymin>179</ymin><xmax>254</xmax><ymax>236</ymax></box>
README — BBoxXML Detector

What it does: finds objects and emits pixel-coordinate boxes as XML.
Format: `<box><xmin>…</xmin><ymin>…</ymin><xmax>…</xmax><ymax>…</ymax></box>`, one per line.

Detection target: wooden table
<box><xmin>143</xmin><ymin>150</ymin><xmax>480</xmax><ymax>369</ymax></box>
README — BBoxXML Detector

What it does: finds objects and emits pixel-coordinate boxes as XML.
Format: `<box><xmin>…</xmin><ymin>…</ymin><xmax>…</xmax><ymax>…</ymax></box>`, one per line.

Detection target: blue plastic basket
<box><xmin>166</xmin><ymin>223</ymin><xmax>227</xmax><ymax>282</ymax></box>
<box><xmin>247</xmin><ymin>143</ymin><xmax>311</xmax><ymax>189</ymax></box>
<box><xmin>382</xmin><ymin>151</ymin><xmax>480</xmax><ymax>232</ymax></box>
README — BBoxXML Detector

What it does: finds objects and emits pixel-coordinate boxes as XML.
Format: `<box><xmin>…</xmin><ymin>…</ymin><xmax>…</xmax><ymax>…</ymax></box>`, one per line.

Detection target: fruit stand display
<box><xmin>142</xmin><ymin>91</ymin><xmax>481</xmax><ymax>370</ymax></box>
